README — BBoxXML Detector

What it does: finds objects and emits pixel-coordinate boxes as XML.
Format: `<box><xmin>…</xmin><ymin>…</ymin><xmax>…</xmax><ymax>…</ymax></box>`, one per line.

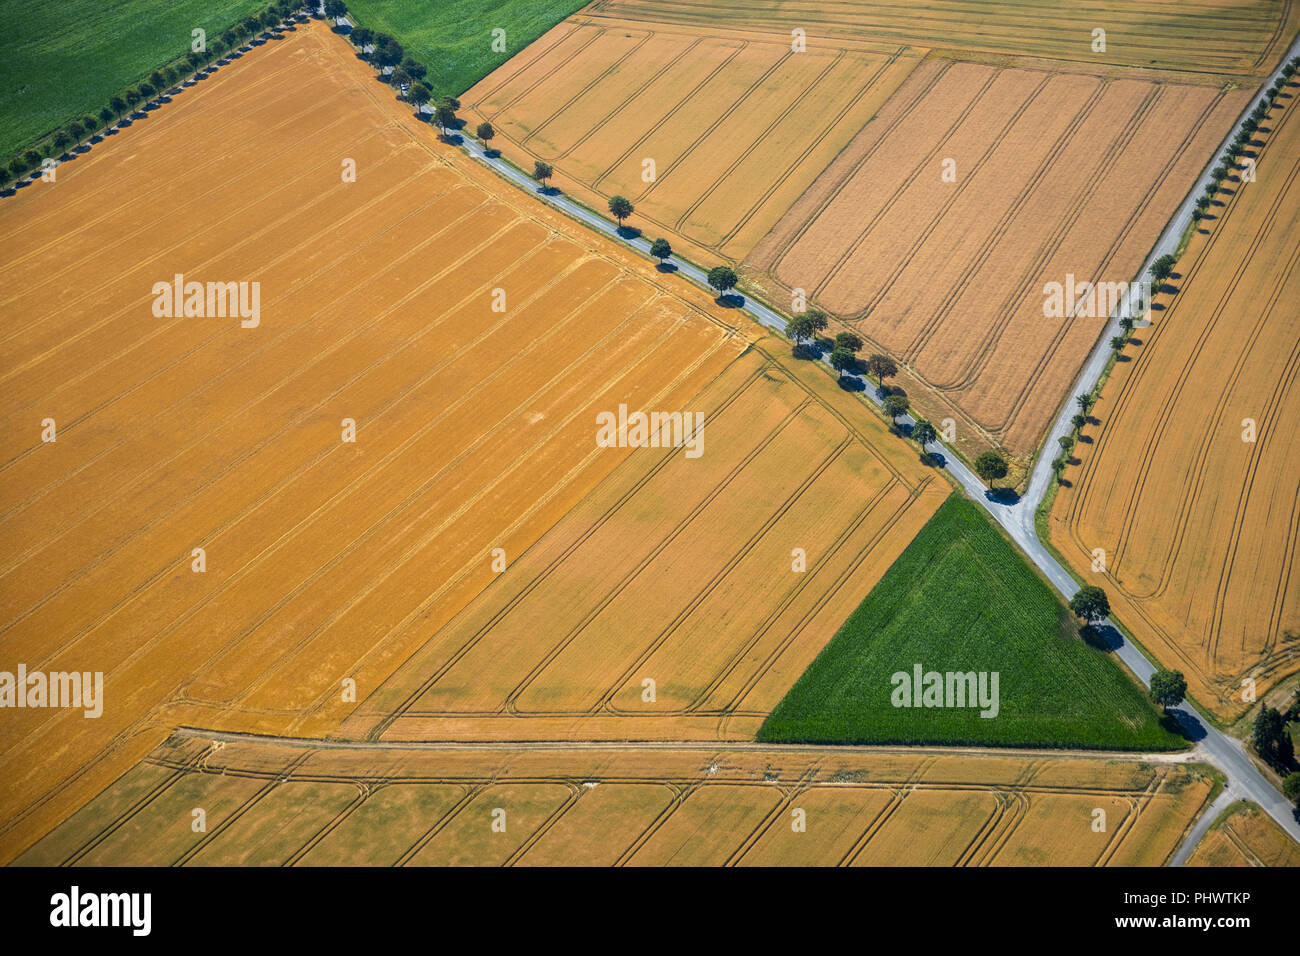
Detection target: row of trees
<box><xmin>1051</xmin><ymin>62</ymin><xmax>1299</xmax><ymax>479</ymax></box>
<box><xmin>3</xmin><ymin>0</ymin><xmax>313</xmax><ymax>190</ymax></box>
<box><xmin>341</xmin><ymin>12</ymin><xmax>467</xmax><ymax>140</ymax></box>
<box><xmin>1052</xmin><ymin>390</ymin><xmax>1097</xmax><ymax>482</ymax></box>
<box><xmin>778</xmin><ymin>311</ymin><xmax>954</xmax><ymax>464</ymax></box>
<box><xmin>1068</xmin><ymin>585</ymin><xmax>1189</xmax><ymax>711</ymax></box>
<box><xmin>1191</xmin><ymin>58</ymin><xmax>1296</xmax><ymax>227</ymax></box>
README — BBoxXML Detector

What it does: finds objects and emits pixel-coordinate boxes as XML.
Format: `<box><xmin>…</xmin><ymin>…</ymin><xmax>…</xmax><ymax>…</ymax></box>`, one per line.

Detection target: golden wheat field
<box><xmin>0</xmin><ymin>21</ymin><xmax>754</xmax><ymax>863</ymax></box>
<box><xmin>17</xmin><ymin>733</ymin><xmax>1215</xmax><ymax>867</ymax></box>
<box><xmin>1186</xmin><ymin>802</ymin><xmax>1300</xmax><ymax>866</ymax></box>
<box><xmin>1049</xmin><ymin>90</ymin><xmax>1300</xmax><ymax>721</ymax></box>
<box><xmin>462</xmin><ymin>0</ymin><xmax>1278</xmax><ymax>462</ymax></box>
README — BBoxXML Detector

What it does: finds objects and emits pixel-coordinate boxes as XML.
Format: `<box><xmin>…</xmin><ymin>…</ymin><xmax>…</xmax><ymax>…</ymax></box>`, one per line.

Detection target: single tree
<box><xmin>324</xmin><ymin>0</ymin><xmax>346</xmax><ymax>18</ymax></box>
<box><xmin>532</xmin><ymin>160</ymin><xmax>554</xmax><ymax>189</ymax></box>
<box><xmin>1119</xmin><ymin>316</ymin><xmax>1135</xmax><ymax>334</ymax></box>
<box><xmin>1148</xmin><ymin>669</ymin><xmax>1187</xmax><ymax>710</ymax></box>
<box><xmin>1058</xmin><ymin>434</ymin><xmax>1075</xmax><ymax>454</ymax></box>
<box><xmin>1252</xmin><ymin>706</ymin><xmax>1294</xmax><ymax>772</ymax></box>
<box><xmin>408</xmin><ymin>82</ymin><xmax>431</xmax><ymax>112</ymax></box>
<box><xmin>974</xmin><ymin>450</ymin><xmax>1008</xmax><ymax>489</ymax></box>
<box><xmin>1051</xmin><ymin>456</ymin><xmax>1066</xmax><ymax>480</ymax></box>
<box><xmin>1110</xmin><ymin>335</ymin><xmax>1126</xmax><ymax>351</ymax></box>
<box><xmin>911</xmin><ymin>418</ymin><xmax>937</xmax><ymax>451</ymax></box>
<box><xmin>1283</xmin><ymin>772</ymin><xmax>1300</xmax><ymax>807</ymax></box>
<box><xmin>52</xmin><ymin>130</ymin><xmax>72</xmax><ymax>151</ymax></box>
<box><xmin>882</xmin><ymin>394</ymin><xmax>910</xmax><ymax>424</ymax></box>
<box><xmin>865</xmin><ymin>353</ymin><xmax>898</xmax><ymax>384</ymax></box>
<box><xmin>608</xmin><ymin>195</ymin><xmax>634</xmax><ymax>227</ymax></box>
<box><xmin>401</xmin><ymin>57</ymin><xmax>427</xmax><ymax>81</ymax></box>
<box><xmin>833</xmin><ymin>330</ymin><xmax>863</xmax><ymax>353</ymax></box>
<box><xmin>374</xmin><ymin>36</ymin><xmax>404</xmax><ymax>68</ymax></box>
<box><xmin>1076</xmin><ymin>392</ymin><xmax>1097</xmax><ymax>414</ymax></box>
<box><xmin>351</xmin><ymin>27</ymin><xmax>374</xmax><ymax>50</ymax></box>
<box><xmin>830</xmin><ymin>346</ymin><xmax>856</xmax><ymax>379</ymax></box>
<box><xmin>804</xmin><ymin>308</ymin><xmax>829</xmax><ymax>336</ymax></box>
<box><xmin>1149</xmin><ymin>253</ymin><xmax>1177</xmax><ymax>286</ymax></box>
<box><xmin>109</xmin><ymin>95</ymin><xmax>126</xmax><ymax>118</ymax></box>
<box><xmin>475</xmin><ymin>121</ymin><xmax>495</xmax><ymax>150</ymax></box>
<box><xmin>1070</xmin><ymin>413</ymin><xmax>1087</xmax><ymax>430</ymax></box>
<box><xmin>439</xmin><ymin>95</ymin><xmax>461</xmax><ymax>111</ymax></box>
<box><xmin>785</xmin><ymin>314</ymin><xmax>815</xmax><ymax>346</ymax></box>
<box><xmin>649</xmin><ymin>238</ymin><xmax>672</xmax><ymax>264</ymax></box>
<box><xmin>1069</xmin><ymin>585</ymin><xmax>1111</xmax><ymax>625</ymax></box>
<box><xmin>706</xmin><ymin>265</ymin><xmax>739</xmax><ymax>296</ymax></box>
<box><xmin>1196</xmin><ymin>195</ymin><xmax>1212</xmax><ymax>212</ymax></box>
<box><xmin>433</xmin><ymin>104</ymin><xmax>457</xmax><ymax>136</ymax></box>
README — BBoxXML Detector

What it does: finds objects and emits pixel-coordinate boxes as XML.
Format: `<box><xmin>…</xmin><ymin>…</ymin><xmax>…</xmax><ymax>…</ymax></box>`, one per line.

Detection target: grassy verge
<box><xmin>757</xmin><ymin>494</ymin><xmax>1186</xmax><ymax>751</ymax></box>
<box><xmin>345</xmin><ymin>0</ymin><xmax>589</xmax><ymax>97</ymax></box>
<box><xmin>0</xmin><ymin>0</ymin><xmax>267</xmax><ymax>162</ymax></box>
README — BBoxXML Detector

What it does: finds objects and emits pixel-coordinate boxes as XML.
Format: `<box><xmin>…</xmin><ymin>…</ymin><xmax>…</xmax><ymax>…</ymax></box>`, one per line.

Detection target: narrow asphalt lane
<box><xmin>450</xmin><ymin>68</ymin><xmax>1300</xmax><ymax>846</ymax></box>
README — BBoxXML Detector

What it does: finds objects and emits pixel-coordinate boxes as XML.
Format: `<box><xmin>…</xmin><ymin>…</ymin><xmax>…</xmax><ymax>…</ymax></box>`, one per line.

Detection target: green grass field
<box><xmin>758</xmin><ymin>495</ymin><xmax>1185</xmax><ymax>750</ymax></box>
<box><xmin>0</xmin><ymin>1</ymin><xmax>265</xmax><ymax>161</ymax></box>
<box><xmin>345</xmin><ymin>0</ymin><xmax>589</xmax><ymax>97</ymax></box>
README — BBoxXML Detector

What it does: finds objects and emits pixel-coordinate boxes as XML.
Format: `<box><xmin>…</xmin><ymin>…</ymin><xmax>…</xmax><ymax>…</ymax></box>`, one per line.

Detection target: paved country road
<box><xmin>444</xmin><ymin>27</ymin><xmax>1300</xmax><ymax>855</ymax></box>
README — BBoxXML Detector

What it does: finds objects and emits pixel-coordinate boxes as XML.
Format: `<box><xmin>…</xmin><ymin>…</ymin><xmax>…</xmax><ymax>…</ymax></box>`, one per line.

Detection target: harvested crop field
<box><xmin>461</xmin><ymin>0</ymin><xmax>1275</xmax><ymax>459</ymax></box>
<box><xmin>1048</xmin><ymin>92</ymin><xmax>1300</xmax><ymax>721</ymax></box>
<box><xmin>0</xmin><ymin>21</ymin><xmax>751</xmax><ymax>863</ymax></box>
<box><xmin>584</xmin><ymin>0</ymin><xmax>1299</xmax><ymax>76</ymax></box>
<box><xmin>341</xmin><ymin>338</ymin><xmax>948</xmax><ymax>744</ymax></box>
<box><xmin>17</xmin><ymin>732</ymin><xmax>1217</xmax><ymax>866</ymax></box>
<box><xmin>749</xmin><ymin>58</ymin><xmax>1252</xmax><ymax>457</ymax></box>
<box><xmin>1186</xmin><ymin>801</ymin><xmax>1300</xmax><ymax>866</ymax></box>
<box><xmin>462</xmin><ymin>17</ymin><xmax>922</xmax><ymax>266</ymax></box>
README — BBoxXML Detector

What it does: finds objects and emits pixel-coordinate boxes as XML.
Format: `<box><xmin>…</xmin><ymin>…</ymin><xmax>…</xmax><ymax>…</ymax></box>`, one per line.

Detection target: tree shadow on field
<box><xmin>1166</xmin><ymin>706</ymin><xmax>1207</xmax><ymax>743</ymax></box>
<box><xmin>1080</xmin><ymin>622</ymin><xmax>1122</xmax><ymax>653</ymax></box>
